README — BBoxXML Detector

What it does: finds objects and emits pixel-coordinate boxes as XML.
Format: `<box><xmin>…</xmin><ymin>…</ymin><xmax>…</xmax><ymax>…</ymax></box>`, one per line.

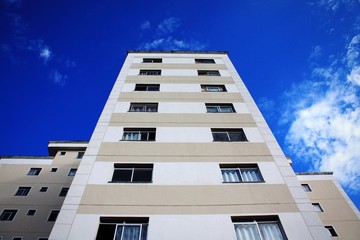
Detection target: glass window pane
<box><xmin>130</xmin><ymin>106</ymin><xmax>144</xmax><ymax>112</ymax></box>
<box><xmin>229</xmin><ymin>132</ymin><xmax>246</xmax><ymax>141</ymax></box>
<box><xmin>123</xmin><ymin>132</ymin><xmax>140</xmax><ymax>141</ymax></box>
<box><xmin>122</xmin><ymin>225</ymin><xmax>141</xmax><ymax>240</ymax></box>
<box><xmin>115</xmin><ymin>225</ymin><xmax>123</xmax><ymax>240</ymax></box>
<box><xmin>148</xmin><ymin>131</ymin><xmax>156</xmax><ymax>141</ymax></box>
<box><xmin>212</xmin><ymin>132</ymin><xmax>229</xmax><ymax>141</ymax></box>
<box><xmin>235</xmin><ymin>224</ymin><xmax>261</xmax><ymax>240</ymax></box>
<box><xmin>133</xmin><ymin>169</ymin><xmax>152</xmax><ymax>182</ymax></box>
<box><xmin>112</xmin><ymin>169</ymin><xmax>133</xmax><ymax>182</ymax></box>
<box><xmin>240</xmin><ymin>169</ymin><xmax>261</xmax><ymax>182</ymax></box>
<box><xmin>220</xmin><ymin>106</ymin><xmax>233</xmax><ymax>112</ymax></box>
<box><xmin>259</xmin><ymin>223</ymin><xmax>285</xmax><ymax>240</ymax></box>
<box><xmin>207</xmin><ymin>106</ymin><xmax>219</xmax><ymax>112</ymax></box>
<box><xmin>222</xmin><ymin>169</ymin><xmax>241</xmax><ymax>182</ymax></box>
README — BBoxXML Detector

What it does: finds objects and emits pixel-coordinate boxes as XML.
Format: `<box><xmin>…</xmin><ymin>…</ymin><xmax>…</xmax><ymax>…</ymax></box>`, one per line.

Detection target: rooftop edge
<box><xmin>127</xmin><ymin>50</ymin><xmax>228</xmax><ymax>55</ymax></box>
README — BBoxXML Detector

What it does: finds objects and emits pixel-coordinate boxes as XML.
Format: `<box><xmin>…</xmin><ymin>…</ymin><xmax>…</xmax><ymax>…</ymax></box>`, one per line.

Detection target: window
<box><xmin>27</xmin><ymin>209</ymin><xmax>36</xmax><ymax>216</ymax></box>
<box><xmin>68</xmin><ymin>168</ymin><xmax>77</xmax><ymax>176</ymax></box>
<box><xmin>139</xmin><ymin>70</ymin><xmax>161</xmax><ymax>75</ymax></box>
<box><xmin>232</xmin><ymin>216</ymin><xmax>287</xmax><ymax>240</ymax></box>
<box><xmin>201</xmin><ymin>84</ymin><xmax>226</xmax><ymax>92</ymax></box>
<box><xmin>14</xmin><ymin>187</ymin><xmax>31</xmax><ymax>196</ymax></box>
<box><xmin>59</xmin><ymin>187</ymin><xmax>69</xmax><ymax>197</ymax></box>
<box><xmin>301</xmin><ymin>184</ymin><xmax>312</xmax><ymax>192</ymax></box>
<box><xmin>143</xmin><ymin>58</ymin><xmax>162</xmax><ymax>63</ymax></box>
<box><xmin>38</xmin><ymin>238</ymin><xmax>48</xmax><ymax>240</ymax></box>
<box><xmin>39</xmin><ymin>187</ymin><xmax>48</xmax><ymax>192</ymax></box>
<box><xmin>76</xmin><ymin>152</ymin><xmax>85</xmax><ymax>159</ymax></box>
<box><xmin>96</xmin><ymin>217</ymin><xmax>148</xmax><ymax>240</ymax></box>
<box><xmin>47</xmin><ymin>210</ymin><xmax>60</xmax><ymax>222</ymax></box>
<box><xmin>51</xmin><ymin>168</ymin><xmax>58</xmax><ymax>172</ymax></box>
<box><xmin>59</xmin><ymin>151</ymin><xmax>66</xmax><ymax>155</ymax></box>
<box><xmin>12</xmin><ymin>237</ymin><xmax>22</xmax><ymax>240</ymax></box>
<box><xmin>312</xmin><ymin>203</ymin><xmax>324</xmax><ymax>212</ymax></box>
<box><xmin>212</xmin><ymin>128</ymin><xmax>248</xmax><ymax>142</ymax></box>
<box><xmin>134</xmin><ymin>84</ymin><xmax>160</xmax><ymax>91</ymax></box>
<box><xmin>195</xmin><ymin>58</ymin><xmax>215</xmax><ymax>64</ymax></box>
<box><xmin>221</xmin><ymin>164</ymin><xmax>263</xmax><ymax>183</ymax></box>
<box><xmin>27</xmin><ymin>168</ymin><xmax>41</xmax><ymax>176</ymax></box>
<box><xmin>111</xmin><ymin>164</ymin><xmax>153</xmax><ymax>183</ymax></box>
<box><xmin>206</xmin><ymin>103</ymin><xmax>235</xmax><ymax>113</ymax></box>
<box><xmin>129</xmin><ymin>103</ymin><xmax>158</xmax><ymax>112</ymax></box>
<box><xmin>198</xmin><ymin>70</ymin><xmax>220</xmax><ymax>76</ymax></box>
<box><xmin>121</xmin><ymin>128</ymin><xmax>156</xmax><ymax>141</ymax></box>
<box><xmin>0</xmin><ymin>209</ymin><xmax>17</xmax><ymax>221</ymax></box>
<box><xmin>325</xmin><ymin>226</ymin><xmax>338</xmax><ymax>237</ymax></box>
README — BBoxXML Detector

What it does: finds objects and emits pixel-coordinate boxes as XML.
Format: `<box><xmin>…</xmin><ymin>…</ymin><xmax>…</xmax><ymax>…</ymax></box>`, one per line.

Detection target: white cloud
<box><xmin>49</xmin><ymin>69</ymin><xmax>67</xmax><ymax>86</ymax></box>
<box><xmin>282</xmin><ymin>33</ymin><xmax>360</xmax><ymax>193</ymax></box>
<box><xmin>39</xmin><ymin>47</ymin><xmax>51</xmax><ymax>63</ymax></box>
<box><xmin>141</xmin><ymin>37</ymin><xmax>206</xmax><ymax>50</ymax></box>
<box><xmin>347</xmin><ymin>66</ymin><xmax>360</xmax><ymax>85</ymax></box>
<box><xmin>157</xmin><ymin>17</ymin><xmax>180</xmax><ymax>35</ymax></box>
<box><xmin>140</xmin><ymin>21</ymin><xmax>151</xmax><ymax>30</ymax></box>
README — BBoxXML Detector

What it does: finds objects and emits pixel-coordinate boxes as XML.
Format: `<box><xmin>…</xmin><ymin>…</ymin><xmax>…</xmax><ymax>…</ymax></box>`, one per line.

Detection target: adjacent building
<box><xmin>1</xmin><ymin>51</ymin><xmax>359</xmax><ymax>239</ymax></box>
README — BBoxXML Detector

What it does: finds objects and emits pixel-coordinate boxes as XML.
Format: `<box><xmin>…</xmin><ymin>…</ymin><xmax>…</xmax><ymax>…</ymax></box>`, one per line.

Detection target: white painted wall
<box><xmin>158</xmin><ymin>102</ymin><xmax>205</xmax><ymax>113</ymax></box>
<box><xmin>66</xmin><ymin>213</ymin><xmax>315</xmax><ymax>240</ymax></box>
<box><xmin>148</xmin><ymin>215</ymin><xmax>236</xmax><ymax>240</ymax></box>
<box><xmin>156</xmin><ymin>127</ymin><xmax>212</xmax><ymax>142</ymax></box>
<box><xmin>114</xmin><ymin>102</ymin><xmax>130</xmax><ymax>113</ymax></box>
<box><xmin>102</xmin><ymin>127</ymin><xmax>264</xmax><ymax>143</ymax></box>
<box><xmin>162</xmin><ymin>69</ymin><xmax>197</xmax><ymax>76</ymax></box>
<box><xmin>121</xmin><ymin>83</ymin><xmax>239</xmax><ymax>93</ymax></box>
<box><xmin>163</xmin><ymin>58</ymin><xmax>195</xmax><ymax>64</ymax></box>
<box><xmin>122</xmin><ymin>83</ymin><xmax>136</xmax><ymax>92</ymax></box>
<box><xmin>243</xmin><ymin>128</ymin><xmax>264</xmax><ymax>142</ymax></box>
<box><xmin>160</xmin><ymin>84</ymin><xmax>201</xmax><ymax>92</ymax></box>
<box><xmin>233</xmin><ymin>103</ymin><xmax>250</xmax><ymax>114</ymax></box>
<box><xmin>87</xmin><ymin>162</ymin><xmax>284</xmax><ymax>185</ymax></box>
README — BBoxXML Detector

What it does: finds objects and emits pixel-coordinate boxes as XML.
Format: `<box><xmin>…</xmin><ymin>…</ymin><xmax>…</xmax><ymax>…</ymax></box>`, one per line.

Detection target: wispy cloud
<box><xmin>140</xmin><ymin>21</ymin><xmax>151</xmax><ymax>31</ymax></box>
<box><xmin>4</xmin><ymin>0</ymin><xmax>22</xmax><ymax>6</ymax></box>
<box><xmin>138</xmin><ymin>17</ymin><xmax>207</xmax><ymax>50</ymax></box>
<box><xmin>281</xmin><ymin>32</ymin><xmax>360</xmax><ymax>192</ymax></box>
<box><xmin>2</xmin><ymin>10</ymin><xmax>75</xmax><ymax>86</ymax></box>
<box><xmin>49</xmin><ymin>69</ymin><xmax>67</xmax><ymax>86</ymax></box>
<box><xmin>157</xmin><ymin>17</ymin><xmax>180</xmax><ymax>35</ymax></box>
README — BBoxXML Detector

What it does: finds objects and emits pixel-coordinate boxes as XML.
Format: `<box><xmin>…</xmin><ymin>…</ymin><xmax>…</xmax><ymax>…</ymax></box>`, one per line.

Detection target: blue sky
<box><xmin>1</xmin><ymin>0</ymin><xmax>360</xmax><ymax>209</ymax></box>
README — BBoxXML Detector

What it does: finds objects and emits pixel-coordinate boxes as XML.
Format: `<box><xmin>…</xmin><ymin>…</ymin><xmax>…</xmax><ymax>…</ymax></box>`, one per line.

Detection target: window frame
<box><xmin>195</xmin><ymin>58</ymin><xmax>215</xmax><ymax>64</ymax></box>
<box><xmin>312</xmin><ymin>203</ymin><xmax>324</xmax><ymax>212</ymax></box>
<box><xmin>201</xmin><ymin>84</ymin><xmax>227</xmax><ymax>92</ymax></box>
<box><xmin>232</xmin><ymin>216</ymin><xmax>287</xmax><ymax>240</ymax></box>
<box><xmin>206</xmin><ymin>103</ymin><xmax>235</xmax><ymax>113</ymax></box>
<box><xmin>325</xmin><ymin>226</ymin><xmax>338</xmax><ymax>237</ymax></box>
<box><xmin>301</xmin><ymin>184</ymin><xmax>312</xmax><ymax>192</ymax></box>
<box><xmin>139</xmin><ymin>69</ymin><xmax>161</xmax><ymax>76</ymax></box>
<box><xmin>27</xmin><ymin>167</ymin><xmax>42</xmax><ymax>176</ymax></box>
<box><xmin>121</xmin><ymin>128</ymin><xmax>156</xmax><ymax>141</ymax></box>
<box><xmin>110</xmin><ymin>164</ymin><xmax>153</xmax><ymax>183</ymax></box>
<box><xmin>26</xmin><ymin>209</ymin><xmax>37</xmax><ymax>216</ymax></box>
<box><xmin>0</xmin><ymin>209</ymin><xmax>18</xmax><ymax>221</ymax></box>
<box><xmin>47</xmin><ymin>210</ymin><xmax>60</xmax><ymax>222</ymax></box>
<box><xmin>220</xmin><ymin>164</ymin><xmax>264</xmax><ymax>183</ymax></box>
<box><xmin>134</xmin><ymin>84</ymin><xmax>160</xmax><ymax>91</ymax></box>
<box><xmin>68</xmin><ymin>168</ymin><xmax>77</xmax><ymax>176</ymax></box>
<box><xmin>39</xmin><ymin>186</ymin><xmax>48</xmax><ymax>192</ymax></box>
<box><xmin>76</xmin><ymin>152</ymin><xmax>85</xmax><ymax>159</ymax></box>
<box><xmin>198</xmin><ymin>70</ymin><xmax>221</xmax><ymax>76</ymax></box>
<box><xmin>96</xmin><ymin>217</ymin><xmax>149</xmax><ymax>240</ymax></box>
<box><xmin>142</xmin><ymin>58</ymin><xmax>162</xmax><ymax>63</ymax></box>
<box><xmin>129</xmin><ymin>103</ymin><xmax>158</xmax><ymax>113</ymax></box>
<box><xmin>14</xmin><ymin>187</ymin><xmax>31</xmax><ymax>196</ymax></box>
<box><xmin>212</xmin><ymin>128</ymin><xmax>248</xmax><ymax>142</ymax></box>
<box><xmin>59</xmin><ymin>187</ymin><xmax>69</xmax><ymax>197</ymax></box>
<box><xmin>51</xmin><ymin>168</ymin><xmax>58</xmax><ymax>172</ymax></box>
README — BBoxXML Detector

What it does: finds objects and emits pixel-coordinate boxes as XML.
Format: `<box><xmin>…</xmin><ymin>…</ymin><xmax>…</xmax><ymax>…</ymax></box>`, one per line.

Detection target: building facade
<box><xmin>1</xmin><ymin>51</ymin><xmax>359</xmax><ymax>239</ymax></box>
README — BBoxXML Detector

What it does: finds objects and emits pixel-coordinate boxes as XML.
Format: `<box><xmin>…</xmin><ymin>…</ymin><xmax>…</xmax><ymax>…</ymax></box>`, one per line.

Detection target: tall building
<box><xmin>1</xmin><ymin>51</ymin><xmax>359</xmax><ymax>239</ymax></box>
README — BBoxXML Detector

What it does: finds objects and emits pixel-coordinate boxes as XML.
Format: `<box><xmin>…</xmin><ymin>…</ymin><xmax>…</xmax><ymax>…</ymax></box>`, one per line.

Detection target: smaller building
<box><xmin>0</xmin><ymin>141</ymin><xmax>87</xmax><ymax>240</ymax></box>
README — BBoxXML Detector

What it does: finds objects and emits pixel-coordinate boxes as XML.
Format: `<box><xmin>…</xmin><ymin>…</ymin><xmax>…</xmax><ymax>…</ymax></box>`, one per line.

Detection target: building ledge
<box><xmin>48</xmin><ymin>140</ymin><xmax>88</xmax><ymax>156</ymax></box>
<box><xmin>127</xmin><ymin>50</ymin><xmax>228</xmax><ymax>55</ymax></box>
